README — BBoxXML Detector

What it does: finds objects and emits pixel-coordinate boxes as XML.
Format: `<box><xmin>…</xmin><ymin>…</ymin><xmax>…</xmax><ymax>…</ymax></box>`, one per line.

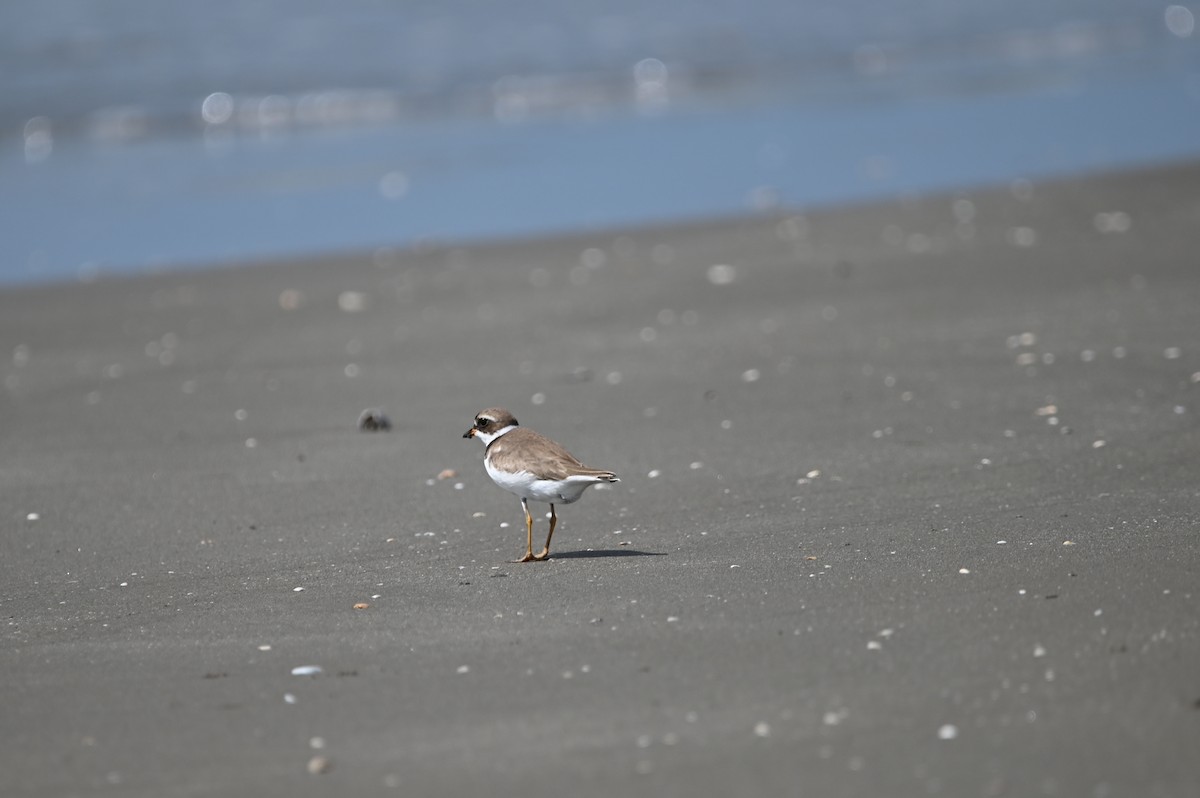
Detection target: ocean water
<box><xmin>1</xmin><ymin>1</ymin><xmax>1198</xmax><ymax>284</ymax></box>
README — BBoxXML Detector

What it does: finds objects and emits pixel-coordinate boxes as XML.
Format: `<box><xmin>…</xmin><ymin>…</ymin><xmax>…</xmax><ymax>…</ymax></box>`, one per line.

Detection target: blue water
<box><xmin>2</xmin><ymin>1</ymin><xmax>1198</xmax><ymax>284</ymax></box>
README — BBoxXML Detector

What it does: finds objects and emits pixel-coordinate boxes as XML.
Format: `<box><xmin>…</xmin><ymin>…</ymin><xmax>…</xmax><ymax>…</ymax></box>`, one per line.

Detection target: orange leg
<box><xmin>533</xmin><ymin>504</ymin><xmax>557</xmax><ymax>561</ymax></box>
<box><xmin>512</xmin><ymin>499</ymin><xmax>536</xmax><ymax>563</ymax></box>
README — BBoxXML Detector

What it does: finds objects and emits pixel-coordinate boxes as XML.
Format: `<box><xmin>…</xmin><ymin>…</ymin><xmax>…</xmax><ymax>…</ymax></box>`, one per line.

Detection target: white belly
<box><xmin>485</xmin><ymin>459</ymin><xmax>598</xmax><ymax>504</ymax></box>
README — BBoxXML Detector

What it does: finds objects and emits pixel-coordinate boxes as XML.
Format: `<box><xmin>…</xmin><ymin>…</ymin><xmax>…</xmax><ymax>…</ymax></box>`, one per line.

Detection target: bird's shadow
<box><xmin>550</xmin><ymin>548</ymin><xmax>666</xmax><ymax>560</ymax></box>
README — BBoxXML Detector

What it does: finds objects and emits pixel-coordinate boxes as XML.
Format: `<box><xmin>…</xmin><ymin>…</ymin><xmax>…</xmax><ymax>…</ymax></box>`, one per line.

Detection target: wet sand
<box><xmin>2</xmin><ymin>160</ymin><xmax>1199</xmax><ymax>797</ymax></box>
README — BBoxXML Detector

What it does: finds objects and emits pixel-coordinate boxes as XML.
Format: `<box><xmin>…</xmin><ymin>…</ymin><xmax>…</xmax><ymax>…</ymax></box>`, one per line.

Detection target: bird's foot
<box><xmin>532</xmin><ymin>548</ymin><xmax>551</xmax><ymax>561</ymax></box>
<box><xmin>511</xmin><ymin>552</ymin><xmax>536</xmax><ymax>563</ymax></box>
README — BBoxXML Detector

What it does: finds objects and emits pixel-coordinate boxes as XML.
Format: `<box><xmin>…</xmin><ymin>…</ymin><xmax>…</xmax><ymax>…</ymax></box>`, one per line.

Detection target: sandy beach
<box><xmin>2</xmin><ymin>160</ymin><xmax>1199</xmax><ymax>797</ymax></box>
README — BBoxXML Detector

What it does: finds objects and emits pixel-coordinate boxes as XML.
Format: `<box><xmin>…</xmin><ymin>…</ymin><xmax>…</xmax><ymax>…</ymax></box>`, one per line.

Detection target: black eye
<box><xmin>475</xmin><ymin>418</ymin><xmax>487</xmax><ymax>429</ymax></box>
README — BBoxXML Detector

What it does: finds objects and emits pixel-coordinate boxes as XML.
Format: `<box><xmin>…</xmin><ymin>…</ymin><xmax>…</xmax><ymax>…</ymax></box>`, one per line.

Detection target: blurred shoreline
<box><xmin>2</xmin><ymin>1</ymin><xmax>1198</xmax><ymax>285</ymax></box>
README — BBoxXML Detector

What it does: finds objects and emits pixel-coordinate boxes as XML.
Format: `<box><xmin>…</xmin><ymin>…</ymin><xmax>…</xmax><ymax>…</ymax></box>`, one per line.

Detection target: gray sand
<box><xmin>2</xmin><ymin>161</ymin><xmax>1199</xmax><ymax>797</ymax></box>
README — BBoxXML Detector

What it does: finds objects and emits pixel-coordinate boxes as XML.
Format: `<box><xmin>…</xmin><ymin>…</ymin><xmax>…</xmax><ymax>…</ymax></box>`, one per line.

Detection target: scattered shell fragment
<box><xmin>1007</xmin><ymin>226</ymin><xmax>1038</xmax><ymax>247</ymax></box>
<box><xmin>437</xmin><ymin>468</ymin><xmax>457</xmax><ymax>480</ymax></box>
<box><xmin>753</xmin><ymin>722</ymin><xmax>771</xmax><ymax>738</ymax></box>
<box><xmin>358</xmin><ymin>408</ymin><xmax>392</xmax><ymax>431</ymax></box>
<box><xmin>353</xmin><ymin>602</ymin><xmax>370</xmax><ymax>610</ymax></box>
<box><xmin>706</xmin><ymin>264</ymin><xmax>738</xmax><ymax>285</ymax></box>
<box><xmin>822</xmin><ymin>709</ymin><xmax>848</xmax><ymax>726</ymax></box>
<box><xmin>1093</xmin><ymin>211</ymin><xmax>1131</xmax><ymax>234</ymax></box>
<box><xmin>1035</xmin><ymin>405</ymin><xmax>1058</xmax><ymax>416</ymax></box>
<box><xmin>291</xmin><ymin>665</ymin><xmax>323</xmax><ymax>676</ymax></box>
<box><xmin>307</xmin><ymin>755</ymin><xmax>333</xmax><ymax>775</ymax></box>
<box><xmin>279</xmin><ymin>289</ymin><xmax>304</xmax><ymax>310</ymax></box>
<box><xmin>338</xmin><ymin>291</ymin><xmax>366</xmax><ymax>312</ymax></box>
<box><xmin>938</xmin><ymin>724</ymin><xmax>959</xmax><ymax>740</ymax></box>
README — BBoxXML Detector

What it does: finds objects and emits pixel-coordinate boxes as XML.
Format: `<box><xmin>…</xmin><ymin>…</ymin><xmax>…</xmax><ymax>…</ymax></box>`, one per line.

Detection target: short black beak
<box><xmin>463</xmin><ymin>428</ymin><xmax>475</xmax><ymax>439</ymax></box>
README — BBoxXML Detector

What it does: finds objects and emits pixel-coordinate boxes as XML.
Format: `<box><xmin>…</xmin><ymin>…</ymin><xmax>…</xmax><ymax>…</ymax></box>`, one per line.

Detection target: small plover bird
<box><xmin>463</xmin><ymin>407</ymin><xmax>619</xmax><ymax>562</ymax></box>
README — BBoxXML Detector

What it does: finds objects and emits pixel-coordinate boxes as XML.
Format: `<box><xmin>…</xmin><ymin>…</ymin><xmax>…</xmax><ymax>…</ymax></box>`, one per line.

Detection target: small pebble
<box><xmin>753</xmin><ymin>722</ymin><xmax>771</xmax><ymax>738</ymax></box>
<box><xmin>291</xmin><ymin>665</ymin><xmax>322</xmax><ymax>676</ymax></box>
<box><xmin>358</xmin><ymin>408</ymin><xmax>391</xmax><ymax>432</ymax></box>
<box><xmin>353</xmin><ymin>602</ymin><xmax>369</xmax><ymax>610</ymax></box>
<box><xmin>437</xmin><ymin>468</ymin><xmax>457</xmax><ymax>480</ymax></box>
<box><xmin>937</xmin><ymin>724</ymin><xmax>959</xmax><ymax>740</ymax></box>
